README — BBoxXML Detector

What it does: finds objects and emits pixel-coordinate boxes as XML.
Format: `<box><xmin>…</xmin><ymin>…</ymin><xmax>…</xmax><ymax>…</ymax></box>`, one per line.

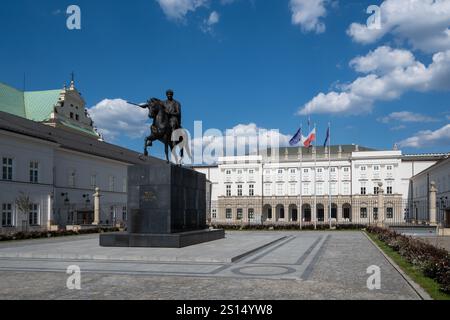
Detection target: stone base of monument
<box><xmin>100</xmin><ymin>229</ymin><xmax>225</xmax><ymax>248</ymax></box>
<box><xmin>99</xmin><ymin>160</ymin><xmax>224</xmax><ymax>248</ymax></box>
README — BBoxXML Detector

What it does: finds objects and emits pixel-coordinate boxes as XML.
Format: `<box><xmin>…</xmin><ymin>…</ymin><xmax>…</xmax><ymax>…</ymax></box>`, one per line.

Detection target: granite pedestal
<box><xmin>100</xmin><ymin>162</ymin><xmax>224</xmax><ymax>248</ymax></box>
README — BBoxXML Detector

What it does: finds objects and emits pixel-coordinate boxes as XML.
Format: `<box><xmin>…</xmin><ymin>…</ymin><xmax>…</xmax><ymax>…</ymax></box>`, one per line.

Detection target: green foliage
<box><xmin>367</xmin><ymin>226</ymin><xmax>450</xmax><ymax>294</ymax></box>
<box><xmin>0</xmin><ymin>227</ymin><xmax>120</xmax><ymax>242</ymax></box>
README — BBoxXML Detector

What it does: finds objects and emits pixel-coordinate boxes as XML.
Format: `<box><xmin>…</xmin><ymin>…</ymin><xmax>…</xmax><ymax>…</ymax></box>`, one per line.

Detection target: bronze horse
<box><xmin>138</xmin><ymin>98</ymin><xmax>185</xmax><ymax>164</ymax></box>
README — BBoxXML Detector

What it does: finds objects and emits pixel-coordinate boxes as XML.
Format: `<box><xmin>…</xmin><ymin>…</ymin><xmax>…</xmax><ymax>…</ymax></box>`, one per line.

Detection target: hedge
<box><xmin>367</xmin><ymin>226</ymin><xmax>450</xmax><ymax>294</ymax></box>
<box><xmin>210</xmin><ymin>223</ymin><xmax>366</xmax><ymax>231</ymax></box>
<box><xmin>0</xmin><ymin>227</ymin><xmax>120</xmax><ymax>242</ymax></box>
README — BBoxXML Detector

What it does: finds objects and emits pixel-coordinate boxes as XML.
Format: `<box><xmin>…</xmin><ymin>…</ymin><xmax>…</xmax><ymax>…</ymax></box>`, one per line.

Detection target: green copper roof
<box><xmin>0</xmin><ymin>83</ymin><xmax>26</xmax><ymax>118</ymax></box>
<box><xmin>60</xmin><ymin>120</ymin><xmax>99</xmax><ymax>137</ymax></box>
<box><xmin>0</xmin><ymin>82</ymin><xmax>59</xmax><ymax>121</ymax></box>
<box><xmin>23</xmin><ymin>90</ymin><xmax>60</xmax><ymax>121</ymax></box>
<box><xmin>0</xmin><ymin>82</ymin><xmax>99</xmax><ymax>139</ymax></box>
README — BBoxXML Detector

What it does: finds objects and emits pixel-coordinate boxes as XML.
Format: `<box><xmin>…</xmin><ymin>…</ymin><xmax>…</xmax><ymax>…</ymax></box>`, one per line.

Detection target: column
<box><xmin>378</xmin><ymin>182</ymin><xmax>385</xmax><ymax>226</ymax></box>
<box><xmin>429</xmin><ymin>181</ymin><xmax>437</xmax><ymax>225</ymax></box>
<box><xmin>47</xmin><ymin>194</ymin><xmax>53</xmax><ymax>230</ymax></box>
<box><xmin>93</xmin><ymin>187</ymin><xmax>101</xmax><ymax>225</ymax></box>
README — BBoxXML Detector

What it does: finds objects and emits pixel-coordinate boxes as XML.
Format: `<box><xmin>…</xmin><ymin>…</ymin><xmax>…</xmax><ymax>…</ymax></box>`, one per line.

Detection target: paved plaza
<box><xmin>0</xmin><ymin>231</ymin><xmax>423</xmax><ymax>300</ymax></box>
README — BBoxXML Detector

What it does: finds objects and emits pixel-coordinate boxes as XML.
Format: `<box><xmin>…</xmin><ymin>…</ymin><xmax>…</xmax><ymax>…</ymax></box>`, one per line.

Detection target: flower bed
<box><xmin>210</xmin><ymin>223</ymin><xmax>366</xmax><ymax>231</ymax></box>
<box><xmin>0</xmin><ymin>227</ymin><xmax>120</xmax><ymax>242</ymax></box>
<box><xmin>367</xmin><ymin>226</ymin><xmax>450</xmax><ymax>294</ymax></box>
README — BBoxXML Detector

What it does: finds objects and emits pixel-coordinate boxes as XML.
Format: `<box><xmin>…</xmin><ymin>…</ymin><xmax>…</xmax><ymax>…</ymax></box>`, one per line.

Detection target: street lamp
<box><xmin>61</xmin><ymin>193</ymin><xmax>71</xmax><ymax>224</ymax></box>
<box><xmin>82</xmin><ymin>194</ymin><xmax>91</xmax><ymax>206</ymax></box>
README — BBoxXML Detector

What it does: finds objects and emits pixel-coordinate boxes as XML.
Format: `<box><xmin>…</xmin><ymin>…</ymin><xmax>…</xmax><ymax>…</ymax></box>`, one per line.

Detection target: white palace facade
<box><xmin>194</xmin><ymin>146</ymin><xmax>449</xmax><ymax>226</ymax></box>
<box><xmin>0</xmin><ymin>79</ymin><xmax>157</xmax><ymax>234</ymax></box>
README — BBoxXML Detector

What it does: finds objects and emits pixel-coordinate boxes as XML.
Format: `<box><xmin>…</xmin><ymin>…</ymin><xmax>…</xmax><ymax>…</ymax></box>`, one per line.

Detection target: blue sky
<box><xmin>1</xmin><ymin>0</ymin><xmax>449</xmax><ymax>161</ymax></box>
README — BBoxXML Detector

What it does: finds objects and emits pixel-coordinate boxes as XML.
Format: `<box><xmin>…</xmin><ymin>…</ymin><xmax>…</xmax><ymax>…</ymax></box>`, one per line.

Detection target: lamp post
<box><xmin>61</xmin><ymin>193</ymin><xmax>71</xmax><ymax>225</ymax></box>
<box><xmin>82</xmin><ymin>194</ymin><xmax>91</xmax><ymax>224</ymax></box>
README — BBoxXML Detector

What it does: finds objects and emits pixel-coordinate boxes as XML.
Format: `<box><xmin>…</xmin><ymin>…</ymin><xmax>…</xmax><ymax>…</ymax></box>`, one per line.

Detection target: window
<box><xmin>226</xmin><ymin>208</ymin><xmax>232</xmax><ymax>220</ymax></box>
<box><xmin>123</xmin><ymin>178</ymin><xmax>127</xmax><ymax>193</ymax></box>
<box><xmin>264</xmin><ymin>184</ymin><xmax>271</xmax><ymax>195</ymax></box>
<box><xmin>278</xmin><ymin>169</ymin><xmax>283</xmax><ymax>174</ymax></box>
<box><xmin>374</xmin><ymin>166</ymin><xmax>380</xmax><ymax>171</ymax></box>
<box><xmin>237</xmin><ymin>169</ymin><xmax>243</xmax><ymax>175</ymax></box>
<box><xmin>373</xmin><ymin>207</ymin><xmax>378</xmax><ymax>220</ymax></box>
<box><xmin>343</xmin><ymin>182</ymin><xmax>350</xmax><ymax>195</ymax></box>
<box><xmin>249</xmin><ymin>184</ymin><xmax>254</xmax><ymax>196</ymax></box>
<box><xmin>276</xmin><ymin>183</ymin><xmax>284</xmax><ymax>196</ymax></box>
<box><xmin>90</xmin><ymin>175</ymin><xmax>97</xmax><ymax>188</ymax></box>
<box><xmin>374</xmin><ymin>186</ymin><xmax>379</xmax><ymax>195</ymax></box>
<box><xmin>226</xmin><ymin>170</ymin><xmax>231</xmax><ymax>175</ymax></box>
<box><xmin>75</xmin><ymin>114</ymin><xmax>79</xmax><ymax>121</ymax></box>
<box><xmin>109</xmin><ymin>176</ymin><xmax>115</xmax><ymax>192</ymax></box>
<box><xmin>330</xmin><ymin>167</ymin><xmax>336</xmax><ymax>173</ymax></box>
<box><xmin>290</xmin><ymin>169</ymin><xmax>296</xmax><ymax>174</ymax></box>
<box><xmin>68</xmin><ymin>170</ymin><xmax>76</xmax><ymax>187</ymax></box>
<box><xmin>29</xmin><ymin>204</ymin><xmax>39</xmax><ymax>226</ymax></box>
<box><xmin>303</xmin><ymin>183</ymin><xmax>310</xmax><ymax>195</ymax></box>
<box><xmin>212</xmin><ymin>209</ymin><xmax>217</xmax><ymax>219</ymax></box>
<box><xmin>70</xmin><ymin>112</ymin><xmax>74</xmax><ymax>119</ymax></box>
<box><xmin>289</xmin><ymin>183</ymin><xmax>296</xmax><ymax>195</ymax></box>
<box><xmin>122</xmin><ymin>206</ymin><xmax>127</xmax><ymax>221</ymax></box>
<box><xmin>343</xmin><ymin>167</ymin><xmax>350</xmax><ymax>172</ymax></box>
<box><xmin>249</xmin><ymin>169</ymin><xmax>254</xmax><ymax>174</ymax></box>
<box><xmin>279</xmin><ymin>207</ymin><xmax>285</xmax><ymax>219</ymax></box>
<box><xmin>29</xmin><ymin>161</ymin><xmax>38</xmax><ymax>183</ymax></box>
<box><xmin>361</xmin><ymin>187</ymin><xmax>366</xmax><ymax>195</ymax></box>
<box><xmin>2</xmin><ymin>157</ymin><xmax>13</xmax><ymax>181</ymax></box>
<box><xmin>248</xmin><ymin>208</ymin><xmax>254</xmax><ymax>221</ymax></box>
<box><xmin>267</xmin><ymin>208</ymin><xmax>272</xmax><ymax>220</ymax></box>
<box><xmin>226</xmin><ymin>185</ymin><xmax>231</xmax><ymax>197</ymax></box>
<box><xmin>237</xmin><ymin>185</ymin><xmax>243</xmax><ymax>196</ymax></box>
<box><xmin>387</xmin><ymin>165</ymin><xmax>393</xmax><ymax>171</ymax></box>
<box><xmin>360</xmin><ymin>166</ymin><xmax>366</xmax><ymax>171</ymax></box>
<box><xmin>237</xmin><ymin>208</ymin><xmax>243</xmax><ymax>220</ymax></box>
<box><xmin>387</xmin><ymin>186</ymin><xmax>393</xmax><ymax>195</ymax></box>
<box><xmin>110</xmin><ymin>206</ymin><xmax>116</xmax><ymax>224</ymax></box>
<box><xmin>360</xmin><ymin>207</ymin><xmax>368</xmax><ymax>219</ymax></box>
<box><xmin>304</xmin><ymin>168</ymin><xmax>309</xmax><ymax>173</ymax></box>
<box><xmin>265</xmin><ymin>170</ymin><xmax>271</xmax><ymax>175</ymax></box>
<box><xmin>330</xmin><ymin>182</ymin><xmax>337</xmax><ymax>195</ymax></box>
<box><xmin>317</xmin><ymin>168</ymin><xmax>323</xmax><ymax>173</ymax></box>
<box><xmin>387</xmin><ymin>207</ymin><xmax>394</xmax><ymax>219</ymax></box>
<box><xmin>316</xmin><ymin>183</ymin><xmax>324</xmax><ymax>195</ymax></box>
<box><xmin>1</xmin><ymin>203</ymin><xmax>13</xmax><ymax>227</ymax></box>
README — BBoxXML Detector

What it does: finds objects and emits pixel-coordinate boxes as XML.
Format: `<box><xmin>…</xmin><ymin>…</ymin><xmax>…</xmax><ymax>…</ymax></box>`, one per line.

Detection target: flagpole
<box><xmin>328</xmin><ymin>122</ymin><xmax>332</xmax><ymax>229</ymax></box>
<box><xmin>299</xmin><ymin>125</ymin><xmax>303</xmax><ymax>230</ymax></box>
<box><xmin>314</xmin><ymin>123</ymin><xmax>317</xmax><ymax>230</ymax></box>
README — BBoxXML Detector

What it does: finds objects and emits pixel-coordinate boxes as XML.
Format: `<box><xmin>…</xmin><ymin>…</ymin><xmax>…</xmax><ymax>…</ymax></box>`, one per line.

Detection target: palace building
<box><xmin>0</xmin><ymin>80</ymin><xmax>155</xmax><ymax>234</ymax></box>
<box><xmin>193</xmin><ymin>146</ymin><xmax>449</xmax><ymax>227</ymax></box>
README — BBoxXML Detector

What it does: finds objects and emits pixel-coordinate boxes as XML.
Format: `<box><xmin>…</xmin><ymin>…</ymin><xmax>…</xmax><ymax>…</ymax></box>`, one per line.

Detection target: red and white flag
<box><xmin>302</xmin><ymin>128</ymin><xmax>316</xmax><ymax>147</ymax></box>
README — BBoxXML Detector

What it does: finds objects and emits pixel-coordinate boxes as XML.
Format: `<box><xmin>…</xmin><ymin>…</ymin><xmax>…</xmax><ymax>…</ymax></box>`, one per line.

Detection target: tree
<box><xmin>15</xmin><ymin>191</ymin><xmax>31</xmax><ymax>230</ymax></box>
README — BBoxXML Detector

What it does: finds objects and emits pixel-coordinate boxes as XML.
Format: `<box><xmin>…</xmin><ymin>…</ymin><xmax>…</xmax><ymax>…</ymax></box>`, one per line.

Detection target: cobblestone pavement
<box><xmin>0</xmin><ymin>231</ymin><xmax>421</xmax><ymax>300</ymax></box>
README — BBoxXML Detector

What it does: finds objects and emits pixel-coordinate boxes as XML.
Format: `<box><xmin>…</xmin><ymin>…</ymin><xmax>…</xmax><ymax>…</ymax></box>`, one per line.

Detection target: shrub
<box><xmin>0</xmin><ymin>227</ymin><xmax>120</xmax><ymax>242</ymax></box>
<box><xmin>367</xmin><ymin>226</ymin><xmax>450</xmax><ymax>294</ymax></box>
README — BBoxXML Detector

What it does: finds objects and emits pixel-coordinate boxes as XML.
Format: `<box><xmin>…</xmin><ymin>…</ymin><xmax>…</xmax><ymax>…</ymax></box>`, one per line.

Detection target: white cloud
<box><xmin>89</xmin><ymin>99</ymin><xmax>149</xmax><ymax>141</ymax></box>
<box><xmin>289</xmin><ymin>0</ymin><xmax>330</xmax><ymax>34</ymax></box>
<box><xmin>201</xmin><ymin>11</ymin><xmax>220</xmax><ymax>33</ymax></box>
<box><xmin>378</xmin><ymin>111</ymin><xmax>438</xmax><ymax>124</ymax></box>
<box><xmin>191</xmin><ymin>123</ymin><xmax>292</xmax><ymax>164</ymax></box>
<box><xmin>298</xmin><ymin>48</ymin><xmax>450</xmax><ymax>115</ymax></box>
<box><xmin>156</xmin><ymin>0</ymin><xmax>208</xmax><ymax>21</ymax></box>
<box><xmin>349</xmin><ymin>46</ymin><xmax>415</xmax><ymax>74</ymax></box>
<box><xmin>398</xmin><ymin>124</ymin><xmax>450</xmax><ymax>148</ymax></box>
<box><xmin>347</xmin><ymin>0</ymin><xmax>450</xmax><ymax>53</ymax></box>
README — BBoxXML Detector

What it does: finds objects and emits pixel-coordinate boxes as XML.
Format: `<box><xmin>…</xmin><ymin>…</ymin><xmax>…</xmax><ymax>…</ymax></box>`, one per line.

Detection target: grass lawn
<box><xmin>366</xmin><ymin>231</ymin><xmax>450</xmax><ymax>300</ymax></box>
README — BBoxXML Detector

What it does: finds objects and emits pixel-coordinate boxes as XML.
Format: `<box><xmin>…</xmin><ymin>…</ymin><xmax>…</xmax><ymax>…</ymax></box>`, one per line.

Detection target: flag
<box><xmin>289</xmin><ymin>127</ymin><xmax>303</xmax><ymax>146</ymax></box>
<box><xmin>303</xmin><ymin>128</ymin><xmax>316</xmax><ymax>147</ymax></box>
<box><xmin>323</xmin><ymin>126</ymin><xmax>330</xmax><ymax>147</ymax></box>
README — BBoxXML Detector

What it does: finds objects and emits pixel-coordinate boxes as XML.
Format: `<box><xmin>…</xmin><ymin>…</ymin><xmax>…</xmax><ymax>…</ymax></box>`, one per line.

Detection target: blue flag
<box><xmin>323</xmin><ymin>127</ymin><xmax>330</xmax><ymax>147</ymax></box>
<box><xmin>289</xmin><ymin>127</ymin><xmax>302</xmax><ymax>146</ymax></box>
